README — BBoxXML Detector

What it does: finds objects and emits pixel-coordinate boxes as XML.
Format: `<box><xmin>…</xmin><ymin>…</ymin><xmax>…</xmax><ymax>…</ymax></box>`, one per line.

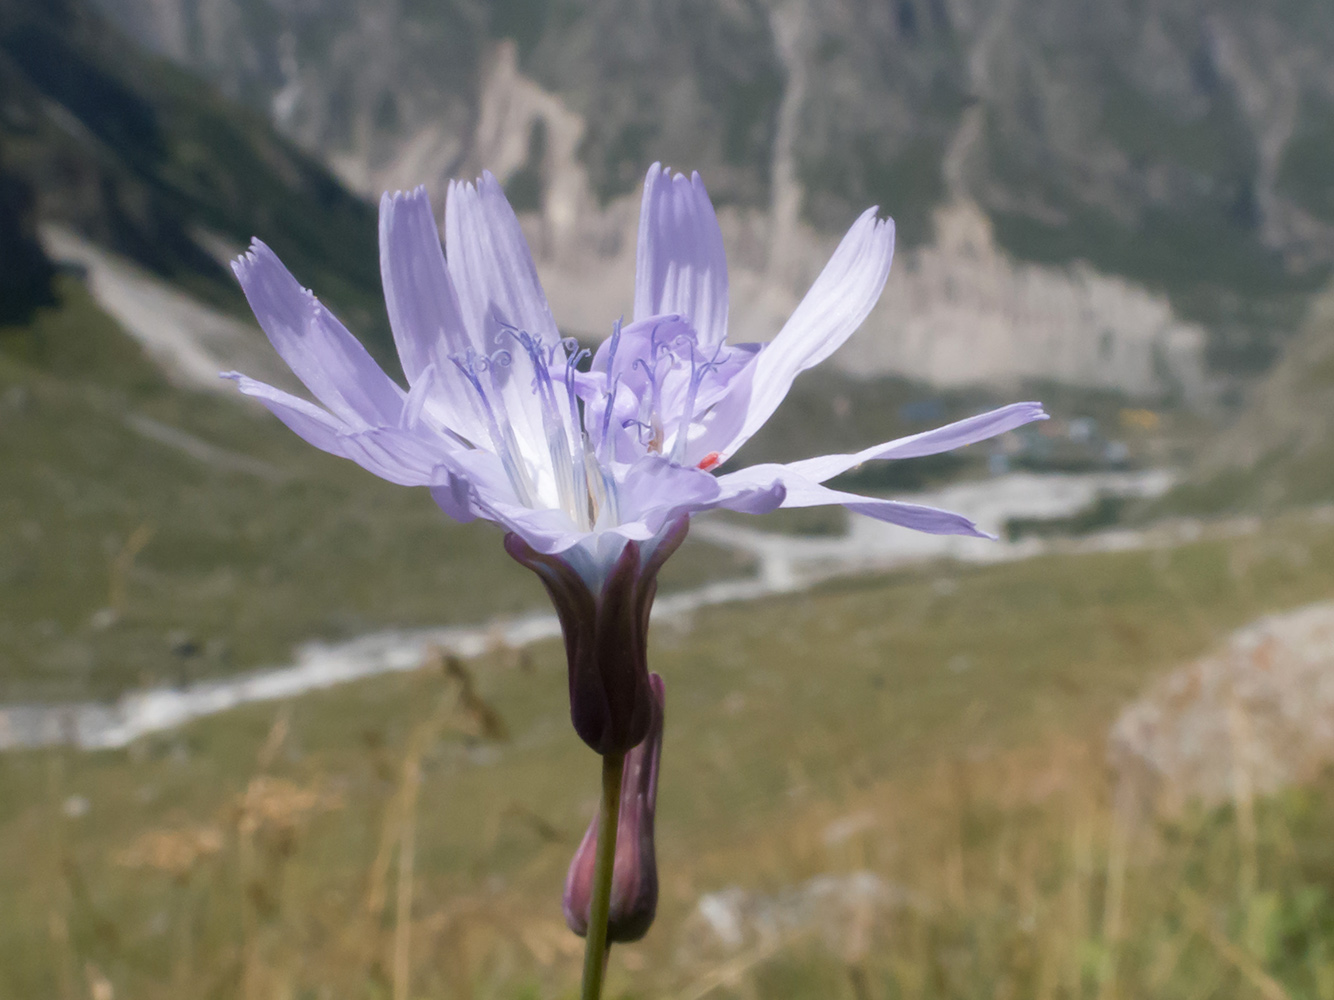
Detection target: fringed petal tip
<box><xmin>220</xmin><ymin>371</ymin><xmax>284</xmax><ymax>398</ymax></box>
<box><xmin>380</xmin><ymin>185</ymin><xmax>430</xmax><ymax>207</ymax></box>
<box><xmin>853</xmin><ymin>205</ymin><xmax>896</xmax><ymax>242</ymax></box>
<box><xmin>449</xmin><ymin>170</ymin><xmax>501</xmax><ymax>198</ymax></box>
<box><xmin>923</xmin><ymin>511</ymin><xmax>997</xmax><ymax>541</ymax></box>
<box><xmin>230</xmin><ymin>237</ymin><xmax>276</xmax><ymax>280</ymax></box>
<box><xmin>644</xmin><ymin>161</ymin><xmax>704</xmax><ymax>187</ymax></box>
<box><xmin>1018</xmin><ymin>401</ymin><xmax>1050</xmax><ymax>421</ymax></box>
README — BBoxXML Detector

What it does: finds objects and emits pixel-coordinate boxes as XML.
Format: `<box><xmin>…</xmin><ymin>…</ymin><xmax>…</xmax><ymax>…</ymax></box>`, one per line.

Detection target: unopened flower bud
<box><xmin>564</xmin><ymin>672</ymin><xmax>664</xmax><ymax>943</ymax></box>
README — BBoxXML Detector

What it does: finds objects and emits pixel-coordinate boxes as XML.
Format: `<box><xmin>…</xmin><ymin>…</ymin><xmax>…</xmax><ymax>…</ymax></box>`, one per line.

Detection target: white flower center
<box><xmin>451</xmin><ymin>317</ymin><xmax>734</xmax><ymax>532</ymax></box>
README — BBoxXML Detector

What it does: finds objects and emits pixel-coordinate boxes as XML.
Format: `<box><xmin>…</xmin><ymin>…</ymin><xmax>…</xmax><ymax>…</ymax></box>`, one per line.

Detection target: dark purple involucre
<box><xmin>505</xmin><ymin>520</ymin><xmax>686</xmax><ymax>756</ymax></box>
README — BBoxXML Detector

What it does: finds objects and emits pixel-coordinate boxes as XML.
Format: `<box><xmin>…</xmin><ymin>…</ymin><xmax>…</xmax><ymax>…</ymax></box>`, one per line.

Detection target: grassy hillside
<box><xmin>2</xmin><ymin>510</ymin><xmax>1333</xmax><ymax>996</ymax></box>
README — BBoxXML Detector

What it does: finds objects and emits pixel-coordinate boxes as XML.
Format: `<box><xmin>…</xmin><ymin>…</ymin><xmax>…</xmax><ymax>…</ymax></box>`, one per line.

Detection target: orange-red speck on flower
<box><xmin>697</xmin><ymin>452</ymin><xmax>721</xmax><ymax>472</ymax></box>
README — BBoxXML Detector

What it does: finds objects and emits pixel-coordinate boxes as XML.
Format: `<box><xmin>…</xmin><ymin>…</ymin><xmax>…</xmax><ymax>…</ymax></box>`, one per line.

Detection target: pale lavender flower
<box><xmin>223</xmin><ymin>163</ymin><xmax>1046</xmax><ymax>753</ymax></box>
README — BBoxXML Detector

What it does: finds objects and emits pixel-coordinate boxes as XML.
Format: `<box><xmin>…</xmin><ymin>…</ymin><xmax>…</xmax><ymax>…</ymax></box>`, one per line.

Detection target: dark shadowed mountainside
<box><xmin>0</xmin><ymin>0</ymin><xmax>390</xmax><ymax>354</ymax></box>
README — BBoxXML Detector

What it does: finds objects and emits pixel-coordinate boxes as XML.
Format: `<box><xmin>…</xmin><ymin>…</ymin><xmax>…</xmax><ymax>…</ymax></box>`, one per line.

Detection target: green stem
<box><xmin>580</xmin><ymin>750</ymin><xmax>626</xmax><ymax>1000</ymax></box>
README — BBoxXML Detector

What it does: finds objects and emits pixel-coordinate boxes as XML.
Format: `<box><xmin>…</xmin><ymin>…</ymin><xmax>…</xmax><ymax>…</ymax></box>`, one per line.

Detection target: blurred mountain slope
<box><xmin>1162</xmin><ymin>284</ymin><xmax>1334</xmax><ymax>514</ymax></box>
<box><xmin>89</xmin><ymin>0</ymin><xmax>1334</xmax><ymax>379</ymax></box>
<box><xmin>0</xmin><ymin>0</ymin><xmax>390</xmax><ymax>356</ymax></box>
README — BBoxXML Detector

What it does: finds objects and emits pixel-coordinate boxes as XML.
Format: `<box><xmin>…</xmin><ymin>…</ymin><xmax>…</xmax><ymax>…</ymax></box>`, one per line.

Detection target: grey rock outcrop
<box><xmin>1111</xmin><ymin>599</ymin><xmax>1334</xmax><ymax>814</ymax></box>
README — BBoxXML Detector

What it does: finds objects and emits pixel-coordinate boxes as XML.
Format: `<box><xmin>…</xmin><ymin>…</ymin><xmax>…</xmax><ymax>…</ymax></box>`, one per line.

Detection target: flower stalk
<box><xmin>581</xmin><ymin>750</ymin><xmax>626</xmax><ymax>1000</ymax></box>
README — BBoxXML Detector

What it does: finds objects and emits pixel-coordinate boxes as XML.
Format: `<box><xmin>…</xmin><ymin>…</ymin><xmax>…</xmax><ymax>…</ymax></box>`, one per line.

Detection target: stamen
<box><xmin>562</xmin><ymin>348</ymin><xmax>591</xmax><ymax>432</ymax></box>
<box><xmin>583</xmin><ymin>449</ymin><xmax>607</xmax><ymax>524</ymax></box>
<box><xmin>604</xmin><ymin>319</ymin><xmax>623</xmax><ymax>376</ymax></box>
<box><xmin>596</xmin><ymin>319</ymin><xmax>625</xmax><ymax>463</ymax></box>
<box><xmin>498</xmin><ymin>324</ymin><xmax>595</xmax><ymax>530</ymax></box>
<box><xmin>446</xmin><ymin>311</ymin><xmax>719</xmax><ymax>531</ymax></box>
<box><xmin>647</xmin><ymin>320</ymin><xmax>677</xmax><ymax>363</ymax></box>
<box><xmin>670</xmin><ymin>342</ymin><xmax>728</xmax><ymax>464</ymax></box>
<box><xmin>629</xmin><ymin>356</ymin><xmax>664</xmax><ymax>452</ymax></box>
<box><xmin>450</xmin><ymin>349</ymin><xmax>536</xmax><ymax>506</ymax></box>
<box><xmin>600</xmin><ymin>466</ymin><xmax>621</xmax><ymax>524</ymax></box>
<box><xmin>561</xmin><ymin>346</ymin><xmax>594</xmax><ymax>528</ymax></box>
<box><xmin>599</xmin><ymin>374</ymin><xmax>621</xmax><ymax>461</ymax></box>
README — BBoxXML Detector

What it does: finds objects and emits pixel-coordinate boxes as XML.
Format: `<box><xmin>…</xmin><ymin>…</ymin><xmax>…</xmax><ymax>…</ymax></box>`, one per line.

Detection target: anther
<box><xmin>623</xmin><ymin>417</ymin><xmax>655</xmax><ymax>446</ymax></box>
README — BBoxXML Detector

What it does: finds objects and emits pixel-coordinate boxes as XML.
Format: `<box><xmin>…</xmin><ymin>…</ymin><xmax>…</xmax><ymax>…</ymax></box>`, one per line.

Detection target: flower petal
<box><xmin>445</xmin><ymin>172</ymin><xmax>559</xmax><ymax>346</ymax></box>
<box><xmin>336</xmin><ymin>428</ymin><xmax>451</xmax><ymax>487</ymax></box>
<box><xmin>615</xmin><ymin>456</ymin><xmax>722</xmax><ymax>532</ymax></box>
<box><xmin>479</xmin><ymin>498</ymin><xmax>590</xmax><ymax>554</ymax></box>
<box><xmin>445</xmin><ymin>172</ymin><xmax>564</xmax><ymax>462</ymax></box>
<box><xmin>634</xmin><ymin>164</ymin><xmax>729</xmax><ymax>349</ymax></box>
<box><xmin>224</xmin><ymin>373</ymin><xmax>435</xmax><ymax>486</ymax></box>
<box><xmin>379</xmin><ymin>189</ymin><xmax>493</xmax><ymax>444</ymax></box>
<box><xmin>222</xmin><ymin>372</ymin><xmax>350</xmax><ymax>454</ymax></box>
<box><xmin>380</xmin><ymin>188</ymin><xmax>473</xmax><ymax>376</ymax></box>
<box><xmin>711</xmin><ymin>475</ymin><xmax>787</xmax><ymax>515</ymax></box>
<box><xmin>427</xmin><ymin>446</ymin><xmax>525</xmax><ymax>507</ymax></box>
<box><xmin>232</xmin><ymin>241</ymin><xmax>405</xmax><ymax>429</ymax></box>
<box><xmin>715</xmin><ymin>465</ymin><xmax>991</xmax><ymax>537</ymax></box>
<box><xmin>784</xmin><ymin>402</ymin><xmax>1049</xmax><ymax>483</ymax></box>
<box><xmin>726</xmin><ymin>209</ymin><xmax>895</xmax><ymax>458</ymax></box>
<box><xmin>429</xmin><ymin>476</ymin><xmax>480</xmax><ymax>523</ymax></box>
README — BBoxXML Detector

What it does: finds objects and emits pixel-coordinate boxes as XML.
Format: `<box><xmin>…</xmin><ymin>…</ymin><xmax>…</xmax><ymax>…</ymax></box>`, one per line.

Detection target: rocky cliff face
<box><xmin>89</xmin><ymin>0</ymin><xmax>1334</xmax><ymax>395</ymax></box>
<box><xmin>841</xmin><ymin>202</ymin><xmax>1208</xmax><ymax>400</ymax></box>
